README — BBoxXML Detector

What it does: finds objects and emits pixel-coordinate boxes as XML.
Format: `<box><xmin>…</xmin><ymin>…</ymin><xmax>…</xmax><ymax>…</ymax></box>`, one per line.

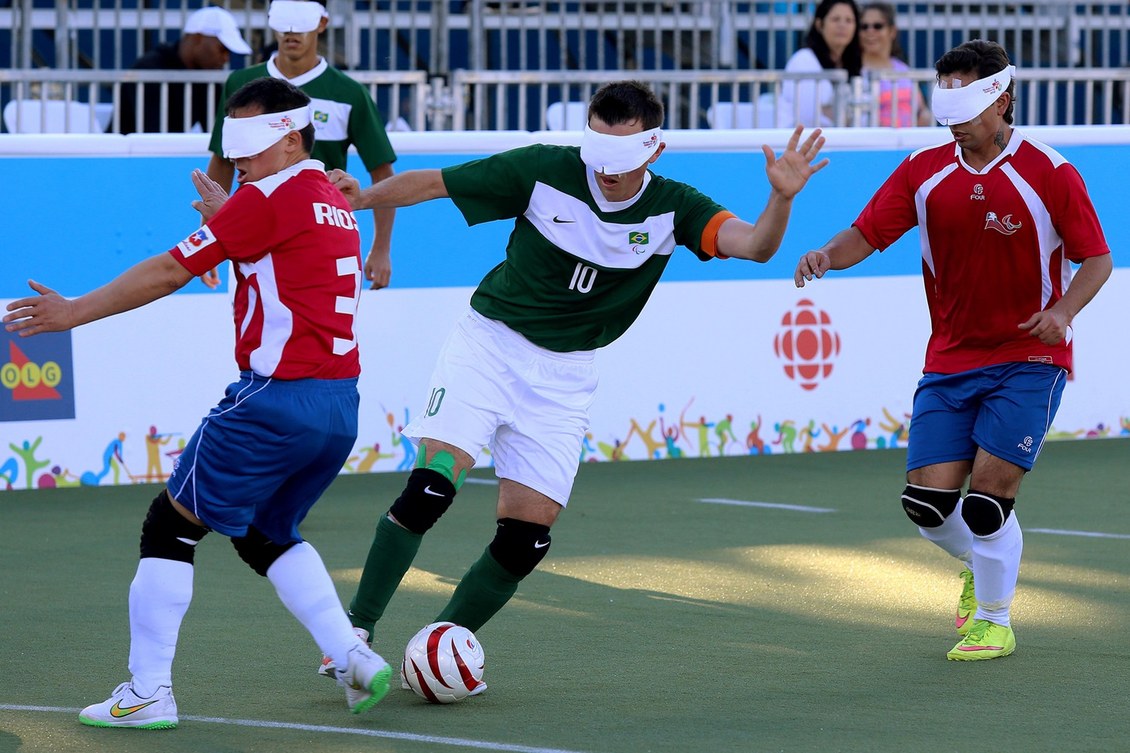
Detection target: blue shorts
<box><xmin>906</xmin><ymin>362</ymin><xmax>1067</xmax><ymax>473</ymax></box>
<box><xmin>167</xmin><ymin>371</ymin><xmax>359</xmax><ymax>544</ymax></box>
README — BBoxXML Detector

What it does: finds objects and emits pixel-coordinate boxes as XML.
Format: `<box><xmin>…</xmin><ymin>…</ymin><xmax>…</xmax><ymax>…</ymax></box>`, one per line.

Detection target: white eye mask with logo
<box><xmin>580</xmin><ymin>125</ymin><xmax>663</xmax><ymax>175</ymax></box>
<box><xmin>268</xmin><ymin>0</ymin><xmax>326</xmax><ymax>33</ymax></box>
<box><xmin>932</xmin><ymin>65</ymin><xmax>1016</xmax><ymax>126</ymax></box>
<box><xmin>222</xmin><ymin>105</ymin><xmax>312</xmax><ymax>159</ymax></box>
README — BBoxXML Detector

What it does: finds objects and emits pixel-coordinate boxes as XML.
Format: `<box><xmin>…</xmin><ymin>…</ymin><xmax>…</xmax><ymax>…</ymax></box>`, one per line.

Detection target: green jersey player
<box><xmin>320</xmin><ymin>80</ymin><xmax>829</xmax><ymax>684</ymax></box>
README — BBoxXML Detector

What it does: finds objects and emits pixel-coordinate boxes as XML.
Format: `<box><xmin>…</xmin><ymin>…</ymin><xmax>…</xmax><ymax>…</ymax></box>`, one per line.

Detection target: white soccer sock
<box><xmin>917</xmin><ymin>498</ymin><xmax>974</xmax><ymax>567</ymax></box>
<box><xmin>971</xmin><ymin>511</ymin><xmax>1023</xmax><ymax>627</ymax></box>
<box><xmin>267</xmin><ymin>542</ymin><xmax>361</xmax><ymax>668</ymax></box>
<box><xmin>128</xmin><ymin>558</ymin><xmax>194</xmax><ymax>697</ymax></box>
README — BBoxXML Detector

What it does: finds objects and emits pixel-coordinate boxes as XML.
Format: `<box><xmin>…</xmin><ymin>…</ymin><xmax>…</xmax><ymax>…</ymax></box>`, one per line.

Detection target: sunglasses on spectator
<box><xmin>859</xmin><ymin>22</ymin><xmax>888</xmax><ymax>30</ymax></box>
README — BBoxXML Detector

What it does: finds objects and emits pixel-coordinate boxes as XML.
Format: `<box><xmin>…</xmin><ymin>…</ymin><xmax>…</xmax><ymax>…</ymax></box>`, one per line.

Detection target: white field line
<box><xmin>463</xmin><ymin>477</ymin><xmax>499</xmax><ymax>485</ymax></box>
<box><xmin>1027</xmin><ymin>528</ymin><xmax>1130</xmax><ymax>540</ymax></box>
<box><xmin>0</xmin><ymin>705</ymin><xmax>591</xmax><ymax>753</ymax></box>
<box><xmin>697</xmin><ymin>498</ymin><xmax>836</xmax><ymax>513</ymax></box>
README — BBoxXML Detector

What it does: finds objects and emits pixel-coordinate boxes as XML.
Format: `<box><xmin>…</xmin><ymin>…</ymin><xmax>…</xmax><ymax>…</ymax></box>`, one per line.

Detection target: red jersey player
<box><xmin>3</xmin><ymin>77</ymin><xmax>392</xmax><ymax>728</ymax></box>
<box><xmin>793</xmin><ymin>40</ymin><xmax>1112</xmax><ymax>661</ymax></box>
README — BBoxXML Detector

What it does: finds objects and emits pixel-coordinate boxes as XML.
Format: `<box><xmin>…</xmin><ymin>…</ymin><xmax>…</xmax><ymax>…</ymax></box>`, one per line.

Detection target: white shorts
<box><xmin>402</xmin><ymin>309</ymin><xmax>597</xmax><ymax>506</ymax></box>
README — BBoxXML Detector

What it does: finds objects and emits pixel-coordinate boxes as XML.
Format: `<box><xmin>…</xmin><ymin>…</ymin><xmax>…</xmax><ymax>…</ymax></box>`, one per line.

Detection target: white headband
<box><xmin>932</xmin><ymin>65</ymin><xmax>1016</xmax><ymax>126</ymax></box>
<box><xmin>222</xmin><ymin>105</ymin><xmax>311</xmax><ymax>159</ymax></box>
<box><xmin>580</xmin><ymin>125</ymin><xmax>663</xmax><ymax>175</ymax></box>
<box><xmin>268</xmin><ymin>0</ymin><xmax>326</xmax><ymax>33</ymax></box>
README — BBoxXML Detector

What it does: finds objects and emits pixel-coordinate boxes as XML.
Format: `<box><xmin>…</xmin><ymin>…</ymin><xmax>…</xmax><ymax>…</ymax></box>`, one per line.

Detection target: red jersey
<box><xmin>854</xmin><ymin>131</ymin><xmax>1109</xmax><ymax>375</ymax></box>
<box><xmin>170</xmin><ymin>160</ymin><xmax>363</xmax><ymax>379</ymax></box>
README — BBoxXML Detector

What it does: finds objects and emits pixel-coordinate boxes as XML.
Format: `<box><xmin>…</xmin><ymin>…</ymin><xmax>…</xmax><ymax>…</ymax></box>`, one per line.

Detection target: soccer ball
<box><xmin>401</xmin><ymin>622</ymin><xmax>486</xmax><ymax>703</ymax></box>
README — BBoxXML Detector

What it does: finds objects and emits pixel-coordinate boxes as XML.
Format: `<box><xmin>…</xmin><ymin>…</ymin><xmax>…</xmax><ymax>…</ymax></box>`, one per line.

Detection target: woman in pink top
<box><xmin>859</xmin><ymin>2</ymin><xmax>933</xmax><ymax>126</ymax></box>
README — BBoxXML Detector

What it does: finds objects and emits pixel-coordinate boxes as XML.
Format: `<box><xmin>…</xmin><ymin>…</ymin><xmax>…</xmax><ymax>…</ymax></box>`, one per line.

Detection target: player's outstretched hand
<box><xmin>328</xmin><ymin>169</ymin><xmax>363</xmax><ymax>209</ymax></box>
<box><xmin>190</xmin><ymin>168</ymin><xmax>228</xmax><ymax>221</ymax></box>
<box><xmin>1019</xmin><ymin>309</ymin><xmax>1070</xmax><ymax>345</ymax></box>
<box><xmin>762</xmin><ymin>125</ymin><xmax>829</xmax><ymax>200</ymax></box>
<box><xmin>794</xmin><ymin>250</ymin><xmax>832</xmax><ymax>288</ymax></box>
<box><xmin>364</xmin><ymin>249</ymin><xmax>391</xmax><ymax>290</ymax></box>
<box><xmin>3</xmin><ymin>280</ymin><xmax>76</xmax><ymax>337</ymax></box>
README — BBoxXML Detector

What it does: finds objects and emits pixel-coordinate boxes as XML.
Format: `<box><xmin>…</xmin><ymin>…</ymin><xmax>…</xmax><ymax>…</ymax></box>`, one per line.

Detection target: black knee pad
<box><xmin>139</xmin><ymin>492</ymin><xmax>209</xmax><ymax>563</ymax></box>
<box><xmin>961</xmin><ymin>490</ymin><xmax>1015</xmax><ymax>536</ymax></box>
<box><xmin>901</xmin><ymin>484</ymin><xmax>961</xmax><ymax>528</ymax></box>
<box><xmin>388</xmin><ymin>468</ymin><xmax>456</xmax><ymax>535</ymax></box>
<box><xmin>489</xmin><ymin>518</ymin><xmax>552</xmax><ymax>579</ymax></box>
<box><xmin>231</xmin><ymin>526</ymin><xmax>298</xmax><ymax>577</ymax></box>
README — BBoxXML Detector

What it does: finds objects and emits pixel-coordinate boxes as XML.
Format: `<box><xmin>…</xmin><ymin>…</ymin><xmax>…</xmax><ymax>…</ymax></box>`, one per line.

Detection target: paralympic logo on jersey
<box><xmin>984</xmin><ymin>211</ymin><xmax>1022</xmax><ymax>235</ymax></box>
<box><xmin>772</xmin><ymin>299</ymin><xmax>841</xmax><ymax>391</ymax></box>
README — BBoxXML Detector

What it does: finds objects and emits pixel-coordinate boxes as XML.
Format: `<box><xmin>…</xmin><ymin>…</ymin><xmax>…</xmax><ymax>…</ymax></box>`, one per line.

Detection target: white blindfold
<box><xmin>268</xmin><ymin>0</ymin><xmax>326</xmax><ymax>33</ymax></box>
<box><xmin>932</xmin><ymin>65</ymin><xmax>1016</xmax><ymax>126</ymax></box>
<box><xmin>222</xmin><ymin>105</ymin><xmax>311</xmax><ymax>159</ymax></box>
<box><xmin>580</xmin><ymin>125</ymin><xmax>663</xmax><ymax>175</ymax></box>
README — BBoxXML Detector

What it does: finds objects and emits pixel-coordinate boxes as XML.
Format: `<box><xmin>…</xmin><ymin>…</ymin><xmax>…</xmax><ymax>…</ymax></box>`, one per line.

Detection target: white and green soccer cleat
<box><xmin>336</xmin><ymin>643</ymin><xmax>393</xmax><ymax>714</ymax></box>
<box><xmin>319</xmin><ymin>626</ymin><xmax>371</xmax><ymax>679</ymax></box>
<box><xmin>947</xmin><ymin>619</ymin><xmax>1016</xmax><ymax>661</ymax></box>
<box><xmin>956</xmin><ymin>567</ymin><xmax>977</xmax><ymax>636</ymax></box>
<box><xmin>79</xmin><ymin>681</ymin><xmax>178</xmax><ymax>730</ymax></box>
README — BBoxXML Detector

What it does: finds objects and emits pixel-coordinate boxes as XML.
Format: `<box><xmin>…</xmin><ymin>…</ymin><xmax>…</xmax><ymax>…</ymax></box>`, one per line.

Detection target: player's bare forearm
<box><xmin>1054</xmin><ymin>253</ymin><xmax>1112</xmax><ymax>322</ymax></box>
<box><xmin>794</xmin><ymin>227</ymin><xmax>876</xmax><ymax>287</ymax></box>
<box><xmin>3</xmin><ymin>253</ymin><xmax>193</xmax><ymax>336</ymax></box>
<box><xmin>338</xmin><ymin>169</ymin><xmax>448</xmax><ymax>211</ymax></box>
<box><xmin>715</xmin><ymin>196</ymin><xmax>794</xmax><ymax>262</ymax></box>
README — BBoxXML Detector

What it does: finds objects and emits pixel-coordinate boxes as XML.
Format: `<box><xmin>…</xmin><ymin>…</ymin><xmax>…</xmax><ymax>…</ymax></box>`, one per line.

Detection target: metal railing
<box><xmin>2</xmin><ymin>1</ymin><xmax>1127</xmax><ymax>74</ymax></box>
<box><xmin>2</xmin><ymin>67</ymin><xmax>1126</xmax><ymax>133</ymax></box>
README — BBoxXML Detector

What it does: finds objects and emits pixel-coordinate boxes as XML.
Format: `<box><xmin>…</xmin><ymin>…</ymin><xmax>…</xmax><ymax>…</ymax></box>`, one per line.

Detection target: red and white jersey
<box><xmin>854</xmin><ymin>130</ymin><xmax>1109</xmax><ymax>374</ymax></box>
<box><xmin>170</xmin><ymin>160</ymin><xmax>363</xmax><ymax>380</ymax></box>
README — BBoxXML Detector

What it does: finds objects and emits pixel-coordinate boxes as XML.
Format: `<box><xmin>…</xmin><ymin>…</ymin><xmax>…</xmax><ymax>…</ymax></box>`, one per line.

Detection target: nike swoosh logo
<box><xmin>423</xmin><ymin>485</ymin><xmax>445</xmax><ymax>497</ymax></box>
<box><xmin>110</xmin><ymin>699</ymin><xmax>160</xmax><ymax>718</ymax></box>
<box><xmin>552</xmin><ymin>216</ymin><xmax>574</xmax><ymax>224</ymax></box>
<box><xmin>957</xmin><ymin>644</ymin><xmax>1004</xmax><ymax>652</ymax></box>
<box><xmin>955</xmin><ymin>615</ymin><xmax>970</xmax><ymax>628</ymax></box>
<box><xmin>533</xmin><ymin>539</ymin><xmax>550</xmax><ymax>549</ymax></box>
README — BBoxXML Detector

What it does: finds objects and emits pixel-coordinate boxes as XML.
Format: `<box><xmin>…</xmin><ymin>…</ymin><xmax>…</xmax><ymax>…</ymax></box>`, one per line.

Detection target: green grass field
<box><xmin>2</xmin><ymin>438</ymin><xmax>1128</xmax><ymax>753</ymax></box>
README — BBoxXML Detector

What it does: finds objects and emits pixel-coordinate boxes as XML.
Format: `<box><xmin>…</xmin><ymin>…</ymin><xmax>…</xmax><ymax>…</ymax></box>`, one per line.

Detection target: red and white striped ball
<box><xmin>401</xmin><ymin>622</ymin><xmax>485</xmax><ymax>703</ymax></box>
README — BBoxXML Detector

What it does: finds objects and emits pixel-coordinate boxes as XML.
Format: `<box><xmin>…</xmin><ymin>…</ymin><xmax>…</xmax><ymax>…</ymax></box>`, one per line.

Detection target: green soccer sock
<box><xmin>435</xmin><ymin>548</ymin><xmax>522</xmax><ymax>633</ymax></box>
<box><xmin>348</xmin><ymin>514</ymin><xmax>423</xmax><ymax>636</ymax></box>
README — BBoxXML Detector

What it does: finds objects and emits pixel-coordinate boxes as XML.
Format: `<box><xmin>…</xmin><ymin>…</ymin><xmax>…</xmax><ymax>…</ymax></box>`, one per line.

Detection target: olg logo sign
<box><xmin>1</xmin><ymin>331</ymin><xmax>76</xmax><ymax>421</ymax></box>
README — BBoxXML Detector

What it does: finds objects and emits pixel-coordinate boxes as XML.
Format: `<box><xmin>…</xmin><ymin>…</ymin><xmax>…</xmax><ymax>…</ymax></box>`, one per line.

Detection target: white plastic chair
<box><xmin>707</xmin><ymin>95</ymin><xmax>784</xmax><ymax>129</ymax></box>
<box><xmin>3</xmin><ymin>99</ymin><xmax>114</xmax><ymax>134</ymax></box>
<box><xmin>545</xmin><ymin>101</ymin><xmax>587</xmax><ymax>131</ymax></box>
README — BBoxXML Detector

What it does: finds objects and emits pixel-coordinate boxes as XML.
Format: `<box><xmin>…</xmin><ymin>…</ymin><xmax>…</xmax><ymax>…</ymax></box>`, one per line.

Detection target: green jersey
<box><xmin>208</xmin><ymin>57</ymin><xmax>396</xmax><ymax>172</ymax></box>
<box><xmin>442</xmin><ymin>144</ymin><xmax>730</xmax><ymax>352</ymax></box>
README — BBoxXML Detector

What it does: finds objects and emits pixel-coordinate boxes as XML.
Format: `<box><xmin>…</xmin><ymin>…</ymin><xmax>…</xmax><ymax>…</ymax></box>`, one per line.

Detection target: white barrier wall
<box><xmin>1</xmin><ymin>127</ymin><xmax>1127</xmax><ymax>490</ymax></box>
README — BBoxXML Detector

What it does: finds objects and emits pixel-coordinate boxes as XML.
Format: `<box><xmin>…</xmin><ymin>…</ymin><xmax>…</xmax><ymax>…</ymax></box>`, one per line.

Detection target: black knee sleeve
<box><xmin>231</xmin><ymin>526</ymin><xmax>299</xmax><ymax>577</ymax></box>
<box><xmin>388</xmin><ymin>468</ymin><xmax>456</xmax><ymax>535</ymax></box>
<box><xmin>901</xmin><ymin>484</ymin><xmax>961</xmax><ymax>528</ymax></box>
<box><xmin>139</xmin><ymin>492</ymin><xmax>209</xmax><ymax>563</ymax></box>
<box><xmin>961</xmin><ymin>490</ymin><xmax>1015</xmax><ymax>536</ymax></box>
<box><xmin>489</xmin><ymin>518</ymin><xmax>552</xmax><ymax>578</ymax></box>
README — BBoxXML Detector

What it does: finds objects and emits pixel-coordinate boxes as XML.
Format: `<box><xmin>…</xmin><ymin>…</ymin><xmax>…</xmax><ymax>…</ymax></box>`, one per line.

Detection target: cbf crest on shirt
<box><xmin>170</xmin><ymin>160</ymin><xmax>364</xmax><ymax>380</ymax></box>
<box><xmin>441</xmin><ymin>143</ymin><xmax>736</xmax><ymax>352</ymax></box>
<box><xmin>853</xmin><ymin>131</ymin><xmax>1109</xmax><ymax>375</ymax></box>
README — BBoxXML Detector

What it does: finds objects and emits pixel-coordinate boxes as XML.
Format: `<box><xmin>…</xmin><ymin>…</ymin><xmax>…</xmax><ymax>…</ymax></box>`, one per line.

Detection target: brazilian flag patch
<box><xmin>628</xmin><ymin>231</ymin><xmax>649</xmax><ymax>245</ymax></box>
<box><xmin>314</xmin><ymin>110</ymin><xmax>329</xmax><ymax>123</ymax></box>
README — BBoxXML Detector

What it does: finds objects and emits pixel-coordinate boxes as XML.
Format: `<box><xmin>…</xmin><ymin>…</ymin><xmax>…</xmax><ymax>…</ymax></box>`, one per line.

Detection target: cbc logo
<box><xmin>772</xmin><ymin>299</ymin><xmax>841</xmax><ymax>391</ymax></box>
<box><xmin>1</xmin><ymin>359</ymin><xmax>63</xmax><ymax>391</ymax></box>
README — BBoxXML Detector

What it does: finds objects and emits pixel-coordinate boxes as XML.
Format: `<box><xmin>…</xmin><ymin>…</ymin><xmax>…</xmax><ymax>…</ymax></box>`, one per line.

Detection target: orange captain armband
<box><xmin>700</xmin><ymin>211</ymin><xmax>737</xmax><ymax>258</ymax></box>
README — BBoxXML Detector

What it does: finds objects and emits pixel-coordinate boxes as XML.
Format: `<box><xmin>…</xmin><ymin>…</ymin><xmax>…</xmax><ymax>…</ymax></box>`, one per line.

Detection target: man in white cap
<box><xmin>314</xmin><ymin>80</ymin><xmax>827</xmax><ymax>687</ymax></box>
<box><xmin>794</xmin><ymin>39</ymin><xmax>1111</xmax><ymax>661</ymax></box>
<box><xmin>204</xmin><ymin>0</ymin><xmax>397</xmax><ymax>291</ymax></box>
<box><xmin>114</xmin><ymin>5</ymin><xmax>252</xmax><ymax>134</ymax></box>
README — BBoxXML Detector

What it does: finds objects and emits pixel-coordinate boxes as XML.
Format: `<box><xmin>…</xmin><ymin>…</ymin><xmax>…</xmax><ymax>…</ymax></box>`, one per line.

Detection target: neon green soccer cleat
<box><xmin>947</xmin><ymin>619</ymin><xmax>1016</xmax><ymax>661</ymax></box>
<box><xmin>956</xmin><ymin>567</ymin><xmax>977</xmax><ymax>636</ymax></box>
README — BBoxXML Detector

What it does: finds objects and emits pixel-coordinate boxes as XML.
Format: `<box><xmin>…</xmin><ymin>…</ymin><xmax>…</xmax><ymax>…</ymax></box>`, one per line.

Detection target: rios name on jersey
<box><xmin>442</xmin><ymin>144</ymin><xmax>731</xmax><ymax>352</ymax></box>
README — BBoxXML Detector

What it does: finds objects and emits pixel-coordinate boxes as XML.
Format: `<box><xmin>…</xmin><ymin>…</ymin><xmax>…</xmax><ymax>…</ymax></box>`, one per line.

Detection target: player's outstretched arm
<box><xmin>3</xmin><ymin>253</ymin><xmax>194</xmax><ymax>337</ymax></box>
<box><xmin>794</xmin><ymin>227</ymin><xmax>876</xmax><ymax>287</ymax></box>
<box><xmin>715</xmin><ymin>126</ymin><xmax>828</xmax><ymax>262</ymax></box>
<box><xmin>328</xmin><ymin>168</ymin><xmax>448</xmax><ymax>211</ymax></box>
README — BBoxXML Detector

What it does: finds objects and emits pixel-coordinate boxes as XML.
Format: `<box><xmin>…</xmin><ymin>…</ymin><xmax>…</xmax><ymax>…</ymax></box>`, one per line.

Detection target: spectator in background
<box><xmin>779</xmin><ymin>0</ymin><xmax>861</xmax><ymax>128</ymax></box>
<box><xmin>113</xmin><ymin>6</ymin><xmax>252</xmax><ymax>134</ymax></box>
<box><xmin>859</xmin><ymin>2</ymin><xmax>933</xmax><ymax>127</ymax></box>
<box><xmin>204</xmin><ymin>0</ymin><xmax>397</xmax><ymax>291</ymax></box>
